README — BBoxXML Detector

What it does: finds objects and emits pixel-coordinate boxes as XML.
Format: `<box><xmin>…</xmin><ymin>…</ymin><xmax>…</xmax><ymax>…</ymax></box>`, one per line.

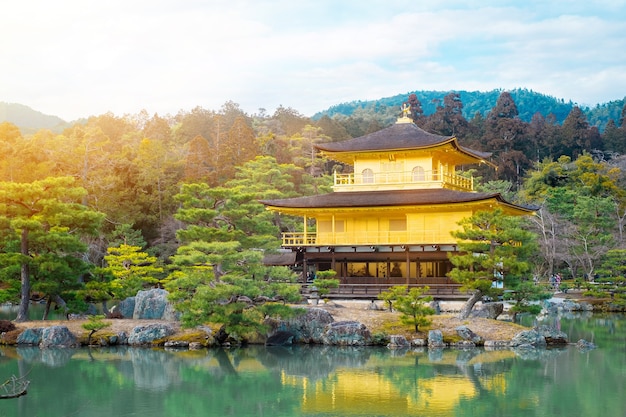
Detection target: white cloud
<box><xmin>1</xmin><ymin>0</ymin><xmax>624</xmax><ymax>120</ymax></box>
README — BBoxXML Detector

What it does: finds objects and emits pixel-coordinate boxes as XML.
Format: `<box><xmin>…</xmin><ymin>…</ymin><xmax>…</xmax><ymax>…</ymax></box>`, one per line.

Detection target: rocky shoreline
<box><xmin>0</xmin><ymin>292</ymin><xmax>602</xmax><ymax>351</ymax></box>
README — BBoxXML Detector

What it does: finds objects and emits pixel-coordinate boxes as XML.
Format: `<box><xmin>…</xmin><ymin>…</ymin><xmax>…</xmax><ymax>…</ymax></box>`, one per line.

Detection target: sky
<box><xmin>2</xmin><ymin>0</ymin><xmax>625</xmax><ymax>121</ymax></box>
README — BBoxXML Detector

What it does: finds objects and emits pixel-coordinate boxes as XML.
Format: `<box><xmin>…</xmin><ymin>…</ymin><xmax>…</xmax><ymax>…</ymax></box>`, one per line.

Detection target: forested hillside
<box><xmin>314</xmin><ymin>88</ymin><xmax>626</xmax><ymax>132</ymax></box>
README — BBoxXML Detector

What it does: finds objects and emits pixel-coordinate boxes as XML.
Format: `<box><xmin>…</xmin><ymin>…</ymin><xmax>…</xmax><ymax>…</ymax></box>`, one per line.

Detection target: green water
<box><xmin>0</xmin><ymin>312</ymin><xmax>623</xmax><ymax>417</ymax></box>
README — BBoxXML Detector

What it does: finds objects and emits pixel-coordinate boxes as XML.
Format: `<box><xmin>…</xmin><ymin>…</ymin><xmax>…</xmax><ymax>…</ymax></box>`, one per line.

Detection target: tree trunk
<box><xmin>52</xmin><ymin>295</ymin><xmax>68</xmax><ymax>318</ymax></box>
<box><xmin>15</xmin><ymin>229</ymin><xmax>30</xmax><ymax>322</ymax></box>
<box><xmin>42</xmin><ymin>297</ymin><xmax>52</xmax><ymax>320</ymax></box>
<box><xmin>101</xmin><ymin>301</ymin><xmax>110</xmax><ymax>317</ymax></box>
<box><xmin>457</xmin><ymin>290</ymin><xmax>483</xmax><ymax>319</ymax></box>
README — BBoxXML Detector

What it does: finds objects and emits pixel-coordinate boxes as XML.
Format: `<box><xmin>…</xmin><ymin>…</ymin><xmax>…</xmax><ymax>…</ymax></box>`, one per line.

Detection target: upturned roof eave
<box><xmin>260</xmin><ymin>190</ymin><xmax>536</xmax><ymax>215</ymax></box>
<box><xmin>318</xmin><ymin>137</ymin><xmax>495</xmax><ymax>167</ymax></box>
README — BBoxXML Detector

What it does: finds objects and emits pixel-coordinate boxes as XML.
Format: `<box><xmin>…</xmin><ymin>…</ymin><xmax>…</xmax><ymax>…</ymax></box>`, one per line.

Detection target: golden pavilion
<box><xmin>261</xmin><ymin>107</ymin><xmax>534</xmax><ymax>293</ymax></box>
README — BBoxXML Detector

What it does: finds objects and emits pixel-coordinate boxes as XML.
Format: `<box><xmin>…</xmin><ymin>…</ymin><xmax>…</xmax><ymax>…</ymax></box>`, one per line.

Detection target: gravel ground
<box><xmin>11</xmin><ymin>299</ymin><xmax>528</xmax><ymax>342</ymax></box>
<box><xmin>307</xmin><ymin>299</ymin><xmax>527</xmax><ymax>340</ymax></box>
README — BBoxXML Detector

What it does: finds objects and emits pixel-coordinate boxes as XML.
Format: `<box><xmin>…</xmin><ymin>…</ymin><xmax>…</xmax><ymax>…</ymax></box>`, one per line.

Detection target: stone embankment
<box><xmin>0</xmin><ymin>289</ymin><xmax>599</xmax><ymax>350</ymax></box>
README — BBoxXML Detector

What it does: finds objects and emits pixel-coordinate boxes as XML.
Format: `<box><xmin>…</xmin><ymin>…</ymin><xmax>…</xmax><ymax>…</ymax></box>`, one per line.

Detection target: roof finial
<box><xmin>397</xmin><ymin>103</ymin><xmax>413</xmax><ymax>124</ymax></box>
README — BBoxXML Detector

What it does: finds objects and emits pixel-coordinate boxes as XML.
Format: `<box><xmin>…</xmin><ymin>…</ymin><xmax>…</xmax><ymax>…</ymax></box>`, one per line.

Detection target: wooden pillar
<box><xmin>386</xmin><ymin>258</ymin><xmax>390</xmax><ymax>282</ymax></box>
<box><xmin>405</xmin><ymin>248</ymin><xmax>410</xmax><ymax>285</ymax></box>
<box><xmin>416</xmin><ymin>257</ymin><xmax>421</xmax><ymax>279</ymax></box>
<box><xmin>303</xmin><ymin>215</ymin><xmax>307</xmax><ymax>244</ymax></box>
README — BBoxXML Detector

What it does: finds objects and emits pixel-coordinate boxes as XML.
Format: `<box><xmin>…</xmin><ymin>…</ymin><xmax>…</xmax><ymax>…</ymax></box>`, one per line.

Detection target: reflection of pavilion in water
<box><xmin>188</xmin><ymin>341</ymin><xmax>521</xmax><ymax>416</ymax></box>
<box><xmin>278</xmin><ymin>349</ymin><xmax>515</xmax><ymax>416</ymax></box>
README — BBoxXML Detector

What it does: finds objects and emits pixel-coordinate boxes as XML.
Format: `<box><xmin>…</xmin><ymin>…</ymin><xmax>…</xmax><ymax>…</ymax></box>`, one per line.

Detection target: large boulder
<box><xmin>510</xmin><ymin>329</ymin><xmax>547</xmax><ymax>348</ymax></box>
<box><xmin>133</xmin><ymin>289</ymin><xmax>178</xmax><ymax>320</ymax></box>
<box><xmin>40</xmin><ymin>326</ymin><xmax>78</xmax><ymax>348</ymax></box>
<box><xmin>456</xmin><ymin>325</ymin><xmax>484</xmax><ymax>344</ymax></box>
<box><xmin>534</xmin><ymin>325</ymin><xmax>568</xmax><ymax>345</ymax></box>
<box><xmin>321</xmin><ymin>321</ymin><xmax>371</xmax><ymax>346</ymax></box>
<box><xmin>266</xmin><ymin>331</ymin><xmax>296</xmax><ymax>346</ymax></box>
<box><xmin>128</xmin><ymin>323</ymin><xmax>176</xmax><ymax>346</ymax></box>
<box><xmin>267</xmin><ymin>308</ymin><xmax>334</xmax><ymax>344</ymax></box>
<box><xmin>388</xmin><ymin>335</ymin><xmax>410</xmax><ymax>348</ymax></box>
<box><xmin>470</xmin><ymin>302</ymin><xmax>504</xmax><ymax>319</ymax></box>
<box><xmin>428</xmin><ymin>330</ymin><xmax>445</xmax><ymax>348</ymax></box>
<box><xmin>116</xmin><ymin>297</ymin><xmax>136</xmax><ymax>318</ymax></box>
<box><xmin>16</xmin><ymin>328</ymin><xmax>43</xmax><ymax>345</ymax></box>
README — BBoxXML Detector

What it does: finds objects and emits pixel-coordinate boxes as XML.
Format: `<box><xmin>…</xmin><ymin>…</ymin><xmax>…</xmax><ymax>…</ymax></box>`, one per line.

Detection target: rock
<box><xmin>128</xmin><ymin>323</ymin><xmax>176</xmax><ymax>346</ymax></box>
<box><xmin>164</xmin><ymin>340</ymin><xmax>189</xmax><ymax>348</ymax></box>
<box><xmin>470</xmin><ymin>302</ymin><xmax>503</xmax><ymax>319</ymax></box>
<box><xmin>387</xmin><ymin>335</ymin><xmax>409</xmax><ymax>348</ymax></box>
<box><xmin>133</xmin><ymin>289</ymin><xmax>178</xmax><ymax>320</ymax></box>
<box><xmin>451</xmin><ymin>340</ymin><xmax>476</xmax><ymax>348</ymax></box>
<box><xmin>411</xmin><ymin>338</ymin><xmax>427</xmax><ymax>347</ymax></box>
<box><xmin>534</xmin><ymin>325</ymin><xmax>568</xmax><ymax>345</ymax></box>
<box><xmin>116</xmin><ymin>332</ymin><xmax>128</xmax><ymax>345</ymax></box>
<box><xmin>116</xmin><ymin>297</ymin><xmax>136</xmax><ymax>318</ymax></box>
<box><xmin>40</xmin><ymin>326</ymin><xmax>78</xmax><ymax>348</ymax></box>
<box><xmin>189</xmin><ymin>342</ymin><xmax>204</xmax><ymax>350</ymax></box>
<box><xmin>321</xmin><ymin>321</ymin><xmax>371</xmax><ymax>346</ymax></box>
<box><xmin>428</xmin><ymin>330</ymin><xmax>445</xmax><ymax>348</ymax></box>
<box><xmin>268</xmin><ymin>307</ymin><xmax>334</xmax><ymax>344</ymax></box>
<box><xmin>576</xmin><ymin>339</ymin><xmax>597</xmax><ymax>350</ymax></box>
<box><xmin>510</xmin><ymin>329</ymin><xmax>547</xmax><ymax>348</ymax></box>
<box><xmin>16</xmin><ymin>328</ymin><xmax>43</xmax><ymax>345</ymax></box>
<box><xmin>266</xmin><ymin>331</ymin><xmax>296</xmax><ymax>346</ymax></box>
<box><xmin>455</xmin><ymin>325</ymin><xmax>484</xmax><ymax>344</ymax></box>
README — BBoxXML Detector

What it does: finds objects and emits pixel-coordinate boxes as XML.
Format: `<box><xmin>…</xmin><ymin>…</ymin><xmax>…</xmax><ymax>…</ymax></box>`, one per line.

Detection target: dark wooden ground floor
<box><xmin>282</xmin><ymin>244</ymin><xmax>468</xmax><ymax>300</ymax></box>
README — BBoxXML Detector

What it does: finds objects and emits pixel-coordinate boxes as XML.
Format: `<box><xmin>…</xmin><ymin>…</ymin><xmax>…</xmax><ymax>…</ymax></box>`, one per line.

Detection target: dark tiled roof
<box><xmin>315</xmin><ymin>121</ymin><xmax>491</xmax><ymax>159</ymax></box>
<box><xmin>261</xmin><ymin>188</ymin><xmax>527</xmax><ymax>210</ymax></box>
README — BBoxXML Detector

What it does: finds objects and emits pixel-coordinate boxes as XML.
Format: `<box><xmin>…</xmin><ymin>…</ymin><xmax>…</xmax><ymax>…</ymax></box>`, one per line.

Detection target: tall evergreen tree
<box><xmin>483</xmin><ymin>91</ymin><xmax>531</xmax><ymax>185</ymax></box>
<box><xmin>0</xmin><ymin>176</ymin><xmax>104</xmax><ymax>321</ymax></box>
<box><xmin>449</xmin><ymin>209</ymin><xmax>536</xmax><ymax>319</ymax></box>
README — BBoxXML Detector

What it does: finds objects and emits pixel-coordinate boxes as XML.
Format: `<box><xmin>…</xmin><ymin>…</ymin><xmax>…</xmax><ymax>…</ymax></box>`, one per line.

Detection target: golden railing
<box><xmin>280</xmin><ymin>230</ymin><xmax>453</xmax><ymax>246</ymax></box>
<box><xmin>333</xmin><ymin>170</ymin><xmax>473</xmax><ymax>191</ymax></box>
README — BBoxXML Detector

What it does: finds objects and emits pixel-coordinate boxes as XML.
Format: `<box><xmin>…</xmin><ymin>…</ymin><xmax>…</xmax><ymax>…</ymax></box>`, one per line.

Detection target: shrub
<box><xmin>82</xmin><ymin>315</ymin><xmax>111</xmax><ymax>345</ymax></box>
<box><xmin>0</xmin><ymin>320</ymin><xmax>16</xmax><ymax>333</ymax></box>
<box><xmin>394</xmin><ymin>287</ymin><xmax>435</xmax><ymax>333</ymax></box>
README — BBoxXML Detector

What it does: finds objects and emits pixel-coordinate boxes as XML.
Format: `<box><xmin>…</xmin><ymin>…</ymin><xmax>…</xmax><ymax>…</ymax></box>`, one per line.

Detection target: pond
<box><xmin>0</xmin><ymin>311</ymin><xmax>624</xmax><ymax>417</ymax></box>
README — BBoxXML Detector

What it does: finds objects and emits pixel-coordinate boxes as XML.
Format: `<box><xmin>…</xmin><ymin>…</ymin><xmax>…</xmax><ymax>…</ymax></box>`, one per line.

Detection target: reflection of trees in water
<box><xmin>258</xmin><ymin>345</ymin><xmax>374</xmax><ymax>380</ymax></box>
<box><xmin>160</xmin><ymin>347</ymin><xmax>303</xmax><ymax>417</ymax></box>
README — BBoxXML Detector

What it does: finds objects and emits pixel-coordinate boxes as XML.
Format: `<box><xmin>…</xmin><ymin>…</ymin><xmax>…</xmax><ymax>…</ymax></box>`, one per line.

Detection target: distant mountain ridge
<box><xmin>314</xmin><ymin>88</ymin><xmax>626</xmax><ymax>131</ymax></box>
<box><xmin>0</xmin><ymin>102</ymin><xmax>68</xmax><ymax>133</ymax></box>
<box><xmin>3</xmin><ymin>89</ymin><xmax>625</xmax><ymax>134</ymax></box>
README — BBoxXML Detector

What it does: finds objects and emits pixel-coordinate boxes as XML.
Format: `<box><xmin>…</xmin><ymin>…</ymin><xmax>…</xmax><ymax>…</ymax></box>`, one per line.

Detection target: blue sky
<box><xmin>2</xmin><ymin>0</ymin><xmax>625</xmax><ymax>121</ymax></box>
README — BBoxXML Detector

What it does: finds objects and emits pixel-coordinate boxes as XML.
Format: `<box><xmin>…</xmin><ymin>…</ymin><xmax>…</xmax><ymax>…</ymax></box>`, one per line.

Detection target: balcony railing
<box><xmin>333</xmin><ymin>170</ymin><xmax>473</xmax><ymax>191</ymax></box>
<box><xmin>282</xmin><ymin>232</ymin><xmax>318</xmax><ymax>246</ymax></box>
<box><xmin>281</xmin><ymin>230</ymin><xmax>454</xmax><ymax>246</ymax></box>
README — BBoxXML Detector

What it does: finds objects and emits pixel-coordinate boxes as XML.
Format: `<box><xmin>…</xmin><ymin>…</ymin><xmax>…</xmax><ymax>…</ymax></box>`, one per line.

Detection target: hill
<box><xmin>0</xmin><ymin>102</ymin><xmax>69</xmax><ymax>134</ymax></box>
<box><xmin>3</xmin><ymin>89</ymin><xmax>625</xmax><ymax>134</ymax></box>
<box><xmin>314</xmin><ymin>88</ymin><xmax>626</xmax><ymax>131</ymax></box>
